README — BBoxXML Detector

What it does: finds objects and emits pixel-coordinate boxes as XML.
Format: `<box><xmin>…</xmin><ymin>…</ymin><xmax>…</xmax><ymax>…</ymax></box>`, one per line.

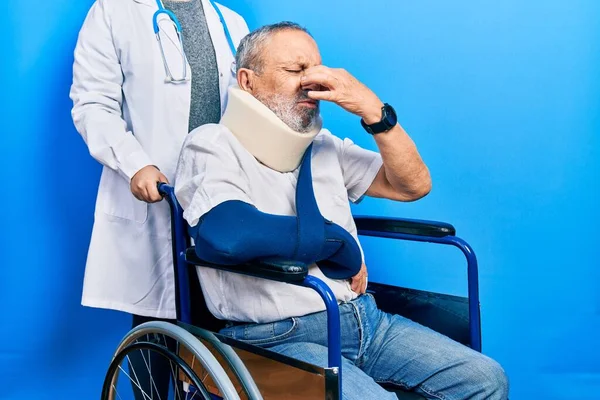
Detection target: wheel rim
<box><xmin>103</xmin><ymin>322</ymin><xmax>242</xmax><ymax>400</ymax></box>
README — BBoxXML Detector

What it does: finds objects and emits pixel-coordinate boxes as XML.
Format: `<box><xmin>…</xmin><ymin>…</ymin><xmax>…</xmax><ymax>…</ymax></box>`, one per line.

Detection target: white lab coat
<box><xmin>69</xmin><ymin>0</ymin><xmax>249</xmax><ymax>318</ymax></box>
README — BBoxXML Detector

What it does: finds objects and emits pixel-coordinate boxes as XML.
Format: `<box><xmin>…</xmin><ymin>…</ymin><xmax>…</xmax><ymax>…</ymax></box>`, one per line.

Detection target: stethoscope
<box><xmin>153</xmin><ymin>0</ymin><xmax>237</xmax><ymax>83</ymax></box>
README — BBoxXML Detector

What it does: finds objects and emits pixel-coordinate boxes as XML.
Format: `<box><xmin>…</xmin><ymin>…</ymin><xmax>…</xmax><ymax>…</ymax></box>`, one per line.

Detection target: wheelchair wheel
<box><xmin>102</xmin><ymin>321</ymin><xmax>243</xmax><ymax>400</ymax></box>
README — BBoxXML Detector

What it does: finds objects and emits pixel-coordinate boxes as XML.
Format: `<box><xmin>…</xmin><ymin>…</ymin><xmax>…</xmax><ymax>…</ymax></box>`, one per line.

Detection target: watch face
<box><xmin>384</xmin><ymin>104</ymin><xmax>397</xmax><ymax>126</ymax></box>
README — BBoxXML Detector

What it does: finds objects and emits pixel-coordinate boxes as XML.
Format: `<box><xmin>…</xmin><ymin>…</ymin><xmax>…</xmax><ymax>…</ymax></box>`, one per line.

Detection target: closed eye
<box><xmin>286</xmin><ymin>69</ymin><xmax>302</xmax><ymax>73</ymax></box>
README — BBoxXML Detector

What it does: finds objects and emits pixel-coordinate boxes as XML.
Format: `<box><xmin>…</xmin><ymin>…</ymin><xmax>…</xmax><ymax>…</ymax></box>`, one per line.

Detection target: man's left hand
<box><xmin>350</xmin><ymin>263</ymin><xmax>368</xmax><ymax>295</ymax></box>
<box><xmin>302</xmin><ymin>66</ymin><xmax>384</xmax><ymax>124</ymax></box>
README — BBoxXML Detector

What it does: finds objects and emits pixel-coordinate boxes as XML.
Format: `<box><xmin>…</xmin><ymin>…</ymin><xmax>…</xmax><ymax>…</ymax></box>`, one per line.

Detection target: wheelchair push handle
<box><xmin>157</xmin><ymin>182</ymin><xmax>182</xmax><ymax>219</ymax></box>
<box><xmin>157</xmin><ymin>182</ymin><xmax>173</xmax><ymax>197</ymax></box>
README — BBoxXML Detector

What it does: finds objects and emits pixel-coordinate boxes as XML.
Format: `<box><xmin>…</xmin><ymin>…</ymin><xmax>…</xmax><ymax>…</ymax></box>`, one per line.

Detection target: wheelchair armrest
<box><xmin>354</xmin><ymin>216</ymin><xmax>456</xmax><ymax>237</ymax></box>
<box><xmin>185</xmin><ymin>247</ymin><xmax>309</xmax><ymax>283</ymax></box>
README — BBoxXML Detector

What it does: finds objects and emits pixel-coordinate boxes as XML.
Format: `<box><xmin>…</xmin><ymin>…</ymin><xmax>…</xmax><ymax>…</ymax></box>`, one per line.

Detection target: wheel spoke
<box><xmin>111</xmin><ymin>384</ymin><xmax>124</xmax><ymax>400</ymax></box>
<box><xmin>120</xmin><ymin>361</ymin><xmax>153</xmax><ymax>400</ymax></box>
<box><xmin>168</xmin><ymin>352</ymin><xmax>183</xmax><ymax>400</ymax></box>
<box><xmin>139</xmin><ymin>346</ymin><xmax>163</xmax><ymax>400</ymax></box>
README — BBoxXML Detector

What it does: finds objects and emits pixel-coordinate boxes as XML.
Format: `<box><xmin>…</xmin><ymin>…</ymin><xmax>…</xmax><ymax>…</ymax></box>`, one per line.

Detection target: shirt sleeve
<box><xmin>333</xmin><ymin>135</ymin><xmax>383</xmax><ymax>203</ymax></box>
<box><xmin>174</xmin><ymin>127</ymin><xmax>253</xmax><ymax>227</ymax></box>
<box><xmin>69</xmin><ymin>0</ymin><xmax>153</xmax><ymax>181</ymax></box>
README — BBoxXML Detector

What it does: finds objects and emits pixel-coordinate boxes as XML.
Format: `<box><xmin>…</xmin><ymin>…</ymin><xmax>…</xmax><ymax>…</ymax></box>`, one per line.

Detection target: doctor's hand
<box><xmin>302</xmin><ymin>66</ymin><xmax>385</xmax><ymax>125</ymax></box>
<box><xmin>130</xmin><ymin>165</ymin><xmax>169</xmax><ymax>203</ymax></box>
<box><xmin>350</xmin><ymin>263</ymin><xmax>368</xmax><ymax>295</ymax></box>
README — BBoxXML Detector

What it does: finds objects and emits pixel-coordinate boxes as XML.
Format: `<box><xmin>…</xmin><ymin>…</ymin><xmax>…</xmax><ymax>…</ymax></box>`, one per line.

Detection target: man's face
<box><xmin>240</xmin><ymin>30</ymin><xmax>323</xmax><ymax>133</ymax></box>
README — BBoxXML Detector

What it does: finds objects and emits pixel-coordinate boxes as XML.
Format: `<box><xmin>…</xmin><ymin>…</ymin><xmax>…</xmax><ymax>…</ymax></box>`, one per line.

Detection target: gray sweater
<box><xmin>163</xmin><ymin>0</ymin><xmax>221</xmax><ymax>132</ymax></box>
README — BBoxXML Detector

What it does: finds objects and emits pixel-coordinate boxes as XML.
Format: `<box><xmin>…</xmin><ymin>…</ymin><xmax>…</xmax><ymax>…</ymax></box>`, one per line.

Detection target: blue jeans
<box><xmin>219</xmin><ymin>294</ymin><xmax>508</xmax><ymax>400</ymax></box>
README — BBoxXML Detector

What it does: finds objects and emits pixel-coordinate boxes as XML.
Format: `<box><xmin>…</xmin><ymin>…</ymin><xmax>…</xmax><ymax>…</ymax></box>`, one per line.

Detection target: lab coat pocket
<box><xmin>99</xmin><ymin>168</ymin><xmax>148</xmax><ymax>224</ymax></box>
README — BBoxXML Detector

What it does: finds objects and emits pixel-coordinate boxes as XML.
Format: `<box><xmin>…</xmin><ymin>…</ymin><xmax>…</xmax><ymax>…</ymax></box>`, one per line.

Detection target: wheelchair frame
<box><xmin>151</xmin><ymin>183</ymin><xmax>482</xmax><ymax>399</ymax></box>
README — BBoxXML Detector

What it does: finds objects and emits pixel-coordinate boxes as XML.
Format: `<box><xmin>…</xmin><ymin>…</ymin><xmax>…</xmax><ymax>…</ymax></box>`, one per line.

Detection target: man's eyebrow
<box><xmin>281</xmin><ymin>60</ymin><xmax>310</xmax><ymax>69</ymax></box>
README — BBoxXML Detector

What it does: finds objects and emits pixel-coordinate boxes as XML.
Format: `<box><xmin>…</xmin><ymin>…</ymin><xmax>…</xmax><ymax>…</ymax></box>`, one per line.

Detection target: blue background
<box><xmin>1</xmin><ymin>0</ymin><xmax>599</xmax><ymax>398</ymax></box>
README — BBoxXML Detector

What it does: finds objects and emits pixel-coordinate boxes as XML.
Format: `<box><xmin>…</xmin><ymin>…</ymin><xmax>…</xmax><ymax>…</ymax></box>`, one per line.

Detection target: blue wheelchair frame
<box><xmin>158</xmin><ymin>183</ymin><xmax>482</xmax><ymax>398</ymax></box>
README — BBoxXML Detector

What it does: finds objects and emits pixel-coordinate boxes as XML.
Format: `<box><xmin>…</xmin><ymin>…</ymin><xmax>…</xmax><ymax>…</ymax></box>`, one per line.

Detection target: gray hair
<box><xmin>236</xmin><ymin>22</ymin><xmax>312</xmax><ymax>73</ymax></box>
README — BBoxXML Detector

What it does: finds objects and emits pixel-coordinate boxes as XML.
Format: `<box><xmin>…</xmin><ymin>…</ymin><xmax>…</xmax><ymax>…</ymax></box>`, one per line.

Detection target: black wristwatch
<box><xmin>360</xmin><ymin>103</ymin><xmax>397</xmax><ymax>135</ymax></box>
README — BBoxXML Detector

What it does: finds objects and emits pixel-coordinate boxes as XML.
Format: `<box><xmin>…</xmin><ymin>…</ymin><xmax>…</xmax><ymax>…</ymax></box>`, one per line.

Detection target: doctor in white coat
<box><xmin>70</xmin><ymin>0</ymin><xmax>248</xmax><ymax>319</ymax></box>
<box><xmin>69</xmin><ymin>0</ymin><xmax>248</xmax><ymax>396</ymax></box>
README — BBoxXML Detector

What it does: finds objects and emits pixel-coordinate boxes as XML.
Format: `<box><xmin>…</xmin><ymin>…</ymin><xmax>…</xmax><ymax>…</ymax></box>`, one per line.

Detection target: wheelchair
<box><xmin>101</xmin><ymin>183</ymin><xmax>482</xmax><ymax>400</ymax></box>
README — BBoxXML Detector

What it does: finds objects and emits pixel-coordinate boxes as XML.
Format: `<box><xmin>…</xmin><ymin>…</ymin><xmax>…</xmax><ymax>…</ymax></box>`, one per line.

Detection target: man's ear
<box><xmin>237</xmin><ymin>68</ymin><xmax>255</xmax><ymax>93</ymax></box>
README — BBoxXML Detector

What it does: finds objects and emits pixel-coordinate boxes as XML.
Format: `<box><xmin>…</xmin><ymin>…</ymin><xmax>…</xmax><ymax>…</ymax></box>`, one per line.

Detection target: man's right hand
<box><xmin>350</xmin><ymin>263</ymin><xmax>368</xmax><ymax>295</ymax></box>
<box><xmin>130</xmin><ymin>165</ymin><xmax>169</xmax><ymax>203</ymax></box>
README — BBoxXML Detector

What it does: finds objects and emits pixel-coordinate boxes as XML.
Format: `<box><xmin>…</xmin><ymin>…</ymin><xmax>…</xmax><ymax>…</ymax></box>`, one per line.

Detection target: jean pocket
<box><xmin>240</xmin><ymin>318</ymin><xmax>299</xmax><ymax>346</ymax></box>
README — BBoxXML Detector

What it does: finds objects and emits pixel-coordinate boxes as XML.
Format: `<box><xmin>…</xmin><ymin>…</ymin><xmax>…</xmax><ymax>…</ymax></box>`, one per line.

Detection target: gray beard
<box><xmin>256</xmin><ymin>93</ymin><xmax>320</xmax><ymax>133</ymax></box>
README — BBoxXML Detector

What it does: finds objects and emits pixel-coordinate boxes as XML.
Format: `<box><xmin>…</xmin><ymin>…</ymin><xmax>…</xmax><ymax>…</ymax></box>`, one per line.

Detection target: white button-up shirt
<box><xmin>174</xmin><ymin>124</ymin><xmax>383</xmax><ymax>323</ymax></box>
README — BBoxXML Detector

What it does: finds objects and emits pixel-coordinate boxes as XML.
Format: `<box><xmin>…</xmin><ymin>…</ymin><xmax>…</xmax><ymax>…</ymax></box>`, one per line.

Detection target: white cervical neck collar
<box><xmin>220</xmin><ymin>86</ymin><xmax>322</xmax><ymax>173</ymax></box>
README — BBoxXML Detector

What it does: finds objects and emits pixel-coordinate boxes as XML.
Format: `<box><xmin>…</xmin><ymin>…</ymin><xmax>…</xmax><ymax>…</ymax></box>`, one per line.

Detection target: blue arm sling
<box><xmin>189</xmin><ymin>144</ymin><xmax>362</xmax><ymax>280</ymax></box>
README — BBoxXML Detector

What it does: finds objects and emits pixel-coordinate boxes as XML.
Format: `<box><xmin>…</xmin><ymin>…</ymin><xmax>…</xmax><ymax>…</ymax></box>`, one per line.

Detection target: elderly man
<box><xmin>174</xmin><ymin>22</ymin><xmax>508</xmax><ymax>400</ymax></box>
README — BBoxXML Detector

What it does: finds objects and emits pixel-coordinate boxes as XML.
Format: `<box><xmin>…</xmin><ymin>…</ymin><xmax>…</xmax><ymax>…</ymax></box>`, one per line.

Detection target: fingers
<box><xmin>307</xmin><ymin>90</ymin><xmax>335</xmax><ymax>101</ymax></box>
<box><xmin>360</xmin><ymin>275</ymin><xmax>367</xmax><ymax>294</ymax></box>
<box><xmin>158</xmin><ymin>173</ymin><xmax>169</xmax><ymax>184</ymax></box>
<box><xmin>147</xmin><ymin>172</ymin><xmax>170</xmax><ymax>202</ymax></box>
<box><xmin>350</xmin><ymin>265</ymin><xmax>368</xmax><ymax>294</ymax></box>
<box><xmin>131</xmin><ymin>181</ymin><xmax>146</xmax><ymax>201</ymax></box>
<box><xmin>132</xmin><ymin>182</ymin><xmax>161</xmax><ymax>202</ymax></box>
<box><xmin>130</xmin><ymin>167</ymin><xmax>169</xmax><ymax>203</ymax></box>
<box><xmin>351</xmin><ymin>276</ymin><xmax>366</xmax><ymax>294</ymax></box>
<box><xmin>302</xmin><ymin>66</ymin><xmax>370</xmax><ymax>115</ymax></box>
<box><xmin>351</xmin><ymin>277</ymin><xmax>361</xmax><ymax>293</ymax></box>
<box><xmin>146</xmin><ymin>180</ymin><xmax>163</xmax><ymax>203</ymax></box>
<box><xmin>303</xmin><ymin>65</ymin><xmax>332</xmax><ymax>77</ymax></box>
<box><xmin>131</xmin><ymin>190</ymin><xmax>143</xmax><ymax>202</ymax></box>
<box><xmin>350</xmin><ymin>263</ymin><xmax>368</xmax><ymax>294</ymax></box>
<box><xmin>301</xmin><ymin>71</ymin><xmax>335</xmax><ymax>89</ymax></box>
<box><xmin>142</xmin><ymin>186</ymin><xmax>152</xmax><ymax>202</ymax></box>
